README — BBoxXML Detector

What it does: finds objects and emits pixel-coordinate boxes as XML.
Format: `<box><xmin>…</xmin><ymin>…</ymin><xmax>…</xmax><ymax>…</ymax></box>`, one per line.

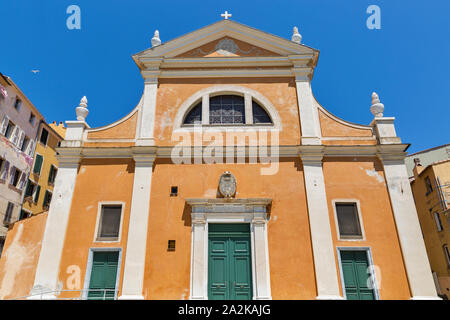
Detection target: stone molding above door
<box><xmin>186</xmin><ymin>198</ymin><xmax>272</xmax><ymax>300</ymax></box>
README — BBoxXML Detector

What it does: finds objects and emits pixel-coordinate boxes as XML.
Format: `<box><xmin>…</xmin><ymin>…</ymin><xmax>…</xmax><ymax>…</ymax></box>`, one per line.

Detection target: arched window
<box><xmin>252</xmin><ymin>101</ymin><xmax>272</xmax><ymax>124</ymax></box>
<box><xmin>210</xmin><ymin>95</ymin><xmax>245</xmax><ymax>124</ymax></box>
<box><xmin>183</xmin><ymin>101</ymin><xmax>202</xmax><ymax>124</ymax></box>
<box><xmin>182</xmin><ymin>93</ymin><xmax>273</xmax><ymax>126</ymax></box>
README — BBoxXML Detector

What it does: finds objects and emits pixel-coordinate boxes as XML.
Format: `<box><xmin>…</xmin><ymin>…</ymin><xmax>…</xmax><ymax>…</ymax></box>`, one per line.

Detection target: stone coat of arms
<box><xmin>218</xmin><ymin>171</ymin><xmax>237</xmax><ymax>198</ymax></box>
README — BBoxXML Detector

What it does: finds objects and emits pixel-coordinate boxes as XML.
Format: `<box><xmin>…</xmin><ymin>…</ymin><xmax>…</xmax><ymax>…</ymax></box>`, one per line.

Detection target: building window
<box><xmin>444</xmin><ymin>245</ymin><xmax>450</xmax><ymax>267</ymax></box>
<box><xmin>10</xmin><ymin>167</ymin><xmax>22</xmax><ymax>188</ymax></box>
<box><xmin>29</xmin><ymin>113</ymin><xmax>35</xmax><ymax>125</ymax></box>
<box><xmin>48</xmin><ymin>165</ymin><xmax>57</xmax><ymax>185</ymax></box>
<box><xmin>209</xmin><ymin>95</ymin><xmax>245</xmax><ymax>124</ymax></box>
<box><xmin>434</xmin><ymin>212</ymin><xmax>444</xmax><ymax>232</ymax></box>
<box><xmin>252</xmin><ymin>101</ymin><xmax>272</xmax><ymax>124</ymax></box>
<box><xmin>3</xmin><ymin>202</ymin><xmax>14</xmax><ymax>225</ymax></box>
<box><xmin>184</xmin><ymin>102</ymin><xmax>202</xmax><ymax>124</ymax></box>
<box><xmin>4</xmin><ymin>121</ymin><xmax>15</xmax><ymax>139</ymax></box>
<box><xmin>170</xmin><ymin>186</ymin><xmax>178</xmax><ymax>197</ymax></box>
<box><xmin>182</xmin><ymin>92</ymin><xmax>275</xmax><ymax>127</ymax></box>
<box><xmin>0</xmin><ymin>160</ymin><xmax>9</xmax><ymax>181</ymax></box>
<box><xmin>0</xmin><ymin>158</ymin><xmax>4</xmax><ymax>181</ymax></box>
<box><xmin>425</xmin><ymin>176</ymin><xmax>433</xmax><ymax>194</ymax></box>
<box><xmin>97</xmin><ymin>205</ymin><xmax>122</xmax><ymax>241</ymax></box>
<box><xmin>24</xmin><ymin>179</ymin><xmax>36</xmax><ymax>198</ymax></box>
<box><xmin>34</xmin><ymin>185</ymin><xmax>41</xmax><ymax>203</ymax></box>
<box><xmin>39</xmin><ymin>128</ymin><xmax>49</xmax><ymax>146</ymax></box>
<box><xmin>19</xmin><ymin>210</ymin><xmax>29</xmax><ymax>220</ymax></box>
<box><xmin>14</xmin><ymin>97</ymin><xmax>21</xmax><ymax>111</ymax></box>
<box><xmin>33</xmin><ymin>154</ymin><xmax>43</xmax><ymax>175</ymax></box>
<box><xmin>43</xmin><ymin>190</ymin><xmax>52</xmax><ymax>209</ymax></box>
<box><xmin>20</xmin><ymin>136</ymin><xmax>30</xmax><ymax>152</ymax></box>
<box><xmin>335</xmin><ymin>203</ymin><xmax>363</xmax><ymax>239</ymax></box>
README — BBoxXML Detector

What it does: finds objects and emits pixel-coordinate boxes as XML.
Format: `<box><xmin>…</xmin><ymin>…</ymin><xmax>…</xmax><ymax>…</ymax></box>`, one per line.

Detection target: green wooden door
<box><xmin>208</xmin><ymin>224</ymin><xmax>252</xmax><ymax>300</ymax></box>
<box><xmin>340</xmin><ymin>250</ymin><xmax>375</xmax><ymax>300</ymax></box>
<box><xmin>87</xmin><ymin>251</ymin><xmax>119</xmax><ymax>300</ymax></box>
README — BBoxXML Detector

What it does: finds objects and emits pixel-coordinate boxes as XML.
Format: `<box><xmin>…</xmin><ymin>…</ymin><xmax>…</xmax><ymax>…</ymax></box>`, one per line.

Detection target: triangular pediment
<box><xmin>133</xmin><ymin>20</ymin><xmax>317</xmax><ymax>64</ymax></box>
<box><xmin>174</xmin><ymin>37</ymin><xmax>282</xmax><ymax>58</ymax></box>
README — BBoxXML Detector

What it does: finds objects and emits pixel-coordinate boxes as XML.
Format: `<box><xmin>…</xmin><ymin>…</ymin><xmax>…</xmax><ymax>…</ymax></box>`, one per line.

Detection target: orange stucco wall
<box><xmin>0</xmin><ymin>213</ymin><xmax>48</xmax><ymax>300</ymax></box>
<box><xmin>52</xmin><ymin>155</ymin><xmax>412</xmax><ymax>299</ymax></box>
<box><xmin>142</xmin><ymin>158</ymin><xmax>316</xmax><ymax>299</ymax></box>
<box><xmin>87</xmin><ymin>110</ymin><xmax>138</xmax><ymax>140</ymax></box>
<box><xmin>318</xmin><ymin>110</ymin><xmax>373</xmax><ymax>138</ymax></box>
<box><xmin>56</xmin><ymin>159</ymin><xmax>134</xmax><ymax>299</ymax></box>
<box><xmin>154</xmin><ymin>77</ymin><xmax>301</xmax><ymax>146</ymax></box>
<box><xmin>323</xmin><ymin>157</ymin><xmax>411</xmax><ymax>299</ymax></box>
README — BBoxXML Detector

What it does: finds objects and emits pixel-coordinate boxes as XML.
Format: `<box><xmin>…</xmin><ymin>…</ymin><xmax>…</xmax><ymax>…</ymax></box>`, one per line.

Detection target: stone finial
<box><xmin>291</xmin><ymin>26</ymin><xmax>302</xmax><ymax>44</ymax></box>
<box><xmin>151</xmin><ymin>30</ymin><xmax>161</xmax><ymax>47</ymax></box>
<box><xmin>370</xmin><ymin>92</ymin><xmax>384</xmax><ymax>118</ymax></box>
<box><xmin>76</xmin><ymin>96</ymin><xmax>89</xmax><ymax>121</ymax></box>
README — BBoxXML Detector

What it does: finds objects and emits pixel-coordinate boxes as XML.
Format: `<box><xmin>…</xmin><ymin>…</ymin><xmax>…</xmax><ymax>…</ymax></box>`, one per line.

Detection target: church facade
<box><xmin>2</xmin><ymin>20</ymin><xmax>439</xmax><ymax>300</ymax></box>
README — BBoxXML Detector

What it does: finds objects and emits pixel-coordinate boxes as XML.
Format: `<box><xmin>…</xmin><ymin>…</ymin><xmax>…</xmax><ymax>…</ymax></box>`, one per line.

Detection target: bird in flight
<box><xmin>31</xmin><ymin>70</ymin><xmax>40</xmax><ymax>74</ymax></box>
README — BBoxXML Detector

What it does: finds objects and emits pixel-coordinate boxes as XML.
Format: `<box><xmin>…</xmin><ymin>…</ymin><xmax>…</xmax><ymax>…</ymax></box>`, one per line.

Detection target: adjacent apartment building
<box><xmin>408</xmin><ymin>145</ymin><xmax>450</xmax><ymax>299</ymax></box>
<box><xmin>0</xmin><ymin>73</ymin><xmax>44</xmax><ymax>255</ymax></box>
<box><xmin>22</xmin><ymin>121</ymin><xmax>65</xmax><ymax>217</ymax></box>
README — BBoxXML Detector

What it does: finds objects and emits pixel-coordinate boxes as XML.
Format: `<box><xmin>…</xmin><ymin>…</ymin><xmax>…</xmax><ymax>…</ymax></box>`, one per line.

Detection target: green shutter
<box><xmin>88</xmin><ymin>251</ymin><xmax>119</xmax><ymax>300</ymax></box>
<box><xmin>33</xmin><ymin>154</ymin><xmax>43</xmax><ymax>174</ymax></box>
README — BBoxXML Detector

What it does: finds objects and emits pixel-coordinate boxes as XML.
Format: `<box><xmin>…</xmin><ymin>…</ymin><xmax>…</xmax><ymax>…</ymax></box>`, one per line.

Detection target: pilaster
<box><xmin>378</xmin><ymin>149</ymin><xmax>440</xmax><ymax>300</ymax></box>
<box><xmin>299</xmin><ymin>146</ymin><xmax>343</xmax><ymax>300</ymax></box>
<box><xmin>29</xmin><ymin>148</ymin><xmax>82</xmax><ymax>299</ymax></box>
<box><xmin>118</xmin><ymin>148</ymin><xmax>156</xmax><ymax>300</ymax></box>
<box><xmin>292</xmin><ymin>71</ymin><xmax>321</xmax><ymax>145</ymax></box>
<box><xmin>137</xmin><ymin>61</ymin><xmax>162</xmax><ymax>146</ymax></box>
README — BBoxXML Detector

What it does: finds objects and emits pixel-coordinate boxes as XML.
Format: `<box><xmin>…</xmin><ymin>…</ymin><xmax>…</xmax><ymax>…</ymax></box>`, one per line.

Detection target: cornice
<box><xmin>55</xmin><ymin>143</ymin><xmax>410</xmax><ymax>162</ymax></box>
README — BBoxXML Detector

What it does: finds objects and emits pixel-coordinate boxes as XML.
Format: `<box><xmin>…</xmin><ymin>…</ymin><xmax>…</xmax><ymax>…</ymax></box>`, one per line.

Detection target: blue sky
<box><xmin>1</xmin><ymin>0</ymin><xmax>448</xmax><ymax>153</ymax></box>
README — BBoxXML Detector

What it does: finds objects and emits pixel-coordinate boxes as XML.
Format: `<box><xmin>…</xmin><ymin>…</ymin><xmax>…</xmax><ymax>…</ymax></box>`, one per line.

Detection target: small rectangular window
<box><xmin>336</xmin><ymin>203</ymin><xmax>363</xmax><ymax>239</ymax></box>
<box><xmin>25</xmin><ymin>179</ymin><xmax>36</xmax><ymax>198</ymax></box>
<box><xmin>170</xmin><ymin>186</ymin><xmax>178</xmax><ymax>197</ymax></box>
<box><xmin>168</xmin><ymin>240</ymin><xmax>176</xmax><ymax>251</ymax></box>
<box><xmin>34</xmin><ymin>185</ymin><xmax>41</xmax><ymax>203</ymax></box>
<box><xmin>10</xmin><ymin>168</ymin><xmax>21</xmax><ymax>188</ymax></box>
<box><xmin>40</xmin><ymin>128</ymin><xmax>49</xmax><ymax>146</ymax></box>
<box><xmin>0</xmin><ymin>158</ymin><xmax>4</xmax><ymax>177</ymax></box>
<box><xmin>48</xmin><ymin>165</ymin><xmax>57</xmax><ymax>184</ymax></box>
<box><xmin>33</xmin><ymin>154</ymin><xmax>43</xmax><ymax>175</ymax></box>
<box><xmin>20</xmin><ymin>136</ymin><xmax>30</xmax><ymax>152</ymax></box>
<box><xmin>444</xmin><ymin>245</ymin><xmax>450</xmax><ymax>267</ymax></box>
<box><xmin>29</xmin><ymin>113</ymin><xmax>35</xmax><ymax>125</ymax></box>
<box><xmin>3</xmin><ymin>202</ymin><xmax>14</xmax><ymax>225</ymax></box>
<box><xmin>43</xmin><ymin>190</ymin><xmax>52</xmax><ymax>208</ymax></box>
<box><xmin>97</xmin><ymin>205</ymin><xmax>122</xmax><ymax>241</ymax></box>
<box><xmin>14</xmin><ymin>98</ymin><xmax>21</xmax><ymax>111</ymax></box>
<box><xmin>425</xmin><ymin>176</ymin><xmax>433</xmax><ymax>194</ymax></box>
<box><xmin>4</xmin><ymin>121</ymin><xmax>14</xmax><ymax>139</ymax></box>
<box><xmin>434</xmin><ymin>212</ymin><xmax>443</xmax><ymax>232</ymax></box>
<box><xmin>19</xmin><ymin>210</ymin><xmax>29</xmax><ymax>220</ymax></box>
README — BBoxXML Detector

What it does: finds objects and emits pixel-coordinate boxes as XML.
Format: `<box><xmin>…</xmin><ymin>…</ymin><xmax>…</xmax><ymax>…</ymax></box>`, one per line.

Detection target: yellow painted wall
<box><xmin>23</xmin><ymin>123</ymin><xmax>65</xmax><ymax>216</ymax></box>
<box><xmin>411</xmin><ymin>161</ymin><xmax>450</xmax><ymax>296</ymax></box>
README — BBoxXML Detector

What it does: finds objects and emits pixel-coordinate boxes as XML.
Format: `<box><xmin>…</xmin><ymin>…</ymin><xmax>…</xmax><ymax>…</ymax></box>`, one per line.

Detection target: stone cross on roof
<box><xmin>221</xmin><ymin>11</ymin><xmax>232</xmax><ymax>19</ymax></box>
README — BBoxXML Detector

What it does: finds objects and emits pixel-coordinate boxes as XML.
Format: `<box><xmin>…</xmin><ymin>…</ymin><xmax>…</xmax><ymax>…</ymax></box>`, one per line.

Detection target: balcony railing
<box><xmin>7</xmin><ymin>289</ymin><xmax>118</xmax><ymax>300</ymax></box>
